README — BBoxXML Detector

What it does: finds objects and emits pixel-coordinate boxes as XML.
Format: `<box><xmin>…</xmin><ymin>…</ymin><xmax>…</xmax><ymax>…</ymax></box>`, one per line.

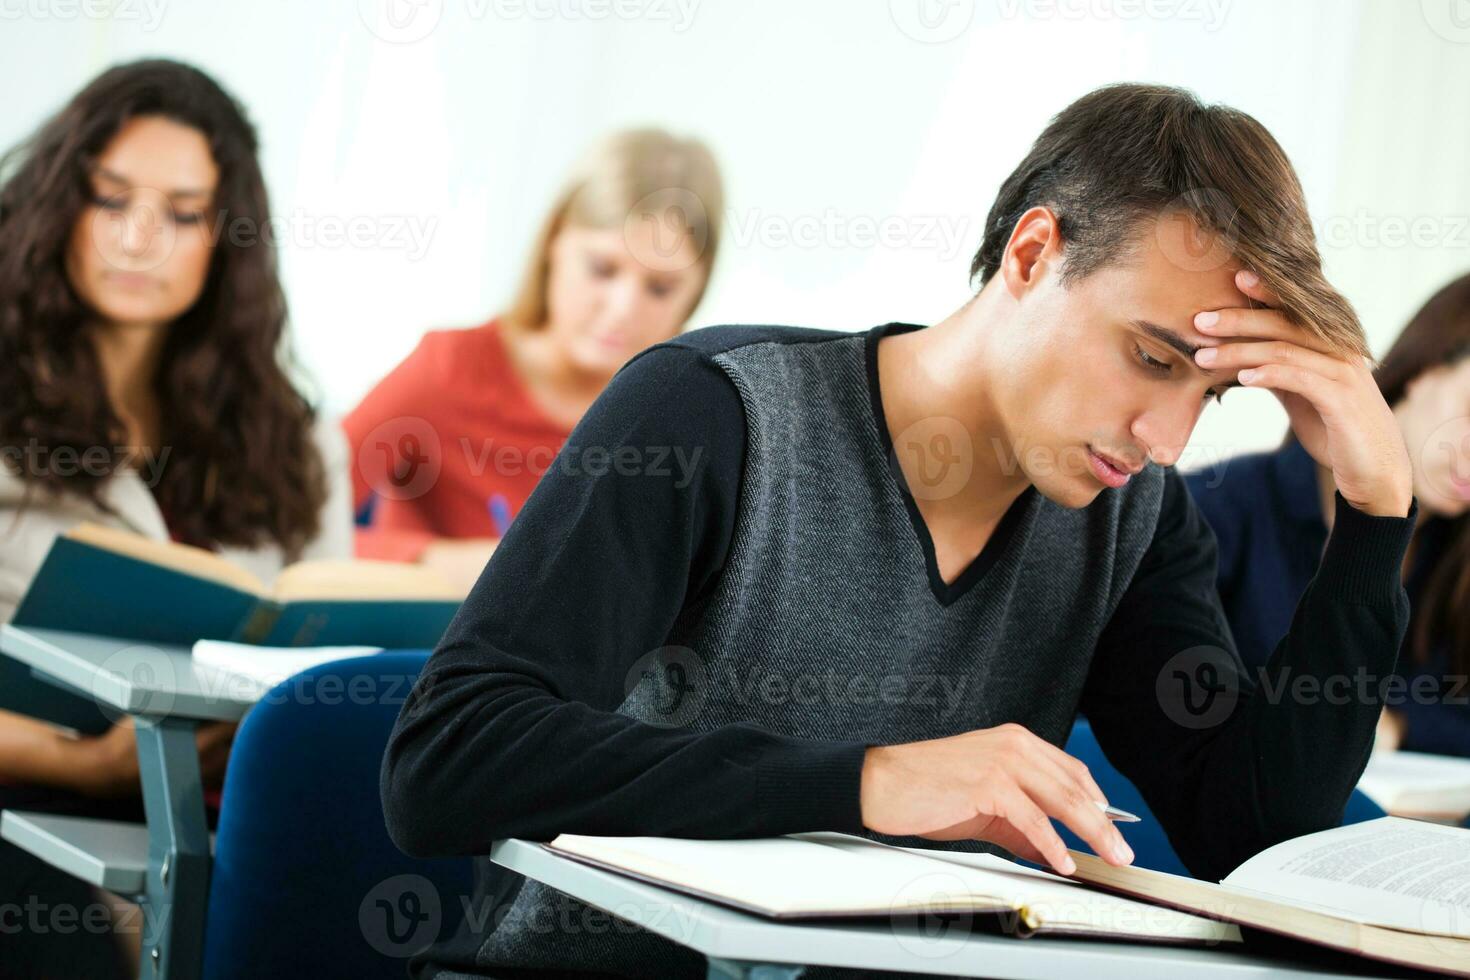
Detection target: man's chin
<box><xmin>1028</xmin><ymin>470</ymin><xmax>1106</xmax><ymax>510</ymax></box>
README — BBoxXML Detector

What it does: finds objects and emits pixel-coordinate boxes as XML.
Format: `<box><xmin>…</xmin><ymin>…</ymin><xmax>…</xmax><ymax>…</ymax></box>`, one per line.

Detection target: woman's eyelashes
<box><xmin>90</xmin><ymin>192</ymin><xmax>206</xmax><ymax>226</ymax></box>
<box><xmin>1132</xmin><ymin>342</ymin><xmax>1227</xmax><ymax>404</ymax></box>
<box><xmin>585</xmin><ymin>255</ymin><xmax>678</xmax><ymax>299</ymax></box>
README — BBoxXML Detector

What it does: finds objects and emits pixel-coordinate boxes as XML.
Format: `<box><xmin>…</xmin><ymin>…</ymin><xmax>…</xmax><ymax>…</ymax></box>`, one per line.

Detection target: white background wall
<box><xmin>4</xmin><ymin>0</ymin><xmax>1469</xmax><ymax>467</ymax></box>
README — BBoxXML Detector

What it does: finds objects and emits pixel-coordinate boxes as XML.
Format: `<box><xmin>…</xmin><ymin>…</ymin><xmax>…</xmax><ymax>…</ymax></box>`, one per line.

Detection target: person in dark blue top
<box><xmin>1188</xmin><ymin>273</ymin><xmax>1470</xmax><ymax>757</ymax></box>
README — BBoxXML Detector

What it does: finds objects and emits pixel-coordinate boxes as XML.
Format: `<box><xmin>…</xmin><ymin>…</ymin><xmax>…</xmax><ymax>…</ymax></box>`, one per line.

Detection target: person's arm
<box><xmin>0</xmin><ymin>710</ymin><xmax>235</xmax><ymax>797</ymax></box>
<box><xmin>1393</xmin><ymin>659</ymin><xmax>1470</xmax><ymax>758</ymax></box>
<box><xmin>0</xmin><ymin>708</ymin><xmax>106</xmax><ymax>790</ymax></box>
<box><xmin>1080</xmin><ymin>468</ymin><xmax>1415</xmax><ymax>882</ymax></box>
<box><xmin>341</xmin><ymin>334</ymin><xmax>446</xmax><ymax>562</ymax></box>
<box><xmin>380</xmin><ymin>344</ymin><xmax>869</xmax><ymax>858</ymax></box>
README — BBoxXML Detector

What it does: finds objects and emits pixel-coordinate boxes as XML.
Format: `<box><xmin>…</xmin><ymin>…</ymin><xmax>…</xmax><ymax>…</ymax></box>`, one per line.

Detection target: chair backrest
<box><xmin>1061</xmin><ymin>717</ymin><xmax>1386</xmax><ymax>878</ymax></box>
<box><xmin>203</xmin><ymin>652</ymin><xmax>473</xmax><ymax>979</ymax></box>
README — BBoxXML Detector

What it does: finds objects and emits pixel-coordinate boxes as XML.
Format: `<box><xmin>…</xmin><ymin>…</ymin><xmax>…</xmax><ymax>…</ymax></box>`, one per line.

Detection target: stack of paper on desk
<box><xmin>191</xmin><ymin>640</ymin><xmax>382</xmax><ymax>691</ymax></box>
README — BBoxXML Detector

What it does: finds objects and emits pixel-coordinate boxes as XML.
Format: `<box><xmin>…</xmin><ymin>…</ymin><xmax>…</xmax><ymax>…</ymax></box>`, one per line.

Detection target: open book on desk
<box><xmin>1068</xmin><ymin>816</ymin><xmax>1470</xmax><ymax>976</ymax></box>
<box><xmin>546</xmin><ymin>832</ymin><xmax>1240</xmax><ymax>945</ymax></box>
<box><xmin>1357</xmin><ymin>751</ymin><xmax>1470</xmax><ymax>824</ymax></box>
<box><xmin>11</xmin><ymin>522</ymin><xmax>461</xmax><ymax>648</ymax></box>
<box><xmin>547</xmin><ymin>817</ymin><xmax>1470</xmax><ymax>976</ymax></box>
<box><xmin>3</xmin><ymin>522</ymin><xmax>461</xmax><ymax>733</ymax></box>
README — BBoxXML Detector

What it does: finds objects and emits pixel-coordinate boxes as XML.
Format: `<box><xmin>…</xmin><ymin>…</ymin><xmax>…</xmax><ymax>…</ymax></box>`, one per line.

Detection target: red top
<box><xmin>342</xmin><ymin>319</ymin><xmax>572</xmax><ymax>561</ymax></box>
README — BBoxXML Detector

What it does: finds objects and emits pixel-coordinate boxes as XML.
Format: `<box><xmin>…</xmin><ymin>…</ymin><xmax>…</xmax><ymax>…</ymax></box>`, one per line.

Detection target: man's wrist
<box><xmin>1315</xmin><ymin>490</ymin><xmax>1418</xmax><ymax>605</ymax></box>
<box><xmin>1341</xmin><ymin>479</ymin><xmax>1414</xmax><ymax>519</ymax></box>
<box><xmin>1354</xmin><ymin>493</ymin><xmax>1414</xmax><ymax>519</ymax></box>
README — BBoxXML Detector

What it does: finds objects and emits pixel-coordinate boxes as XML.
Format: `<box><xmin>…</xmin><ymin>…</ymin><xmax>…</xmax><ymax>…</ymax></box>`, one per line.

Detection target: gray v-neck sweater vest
<box><xmin>466</xmin><ymin>329</ymin><xmax>1166</xmax><ymax>979</ymax></box>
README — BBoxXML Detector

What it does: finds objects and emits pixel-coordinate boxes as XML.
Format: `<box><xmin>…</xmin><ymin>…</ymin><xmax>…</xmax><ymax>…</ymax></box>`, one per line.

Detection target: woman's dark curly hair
<box><xmin>0</xmin><ymin>58</ymin><xmax>325</xmax><ymax>556</ymax></box>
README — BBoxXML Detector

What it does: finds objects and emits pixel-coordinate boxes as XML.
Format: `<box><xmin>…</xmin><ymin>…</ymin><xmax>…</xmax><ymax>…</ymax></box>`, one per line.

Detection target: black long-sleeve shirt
<box><xmin>381</xmin><ymin>323</ymin><xmax>1416</xmax><ymax>977</ymax></box>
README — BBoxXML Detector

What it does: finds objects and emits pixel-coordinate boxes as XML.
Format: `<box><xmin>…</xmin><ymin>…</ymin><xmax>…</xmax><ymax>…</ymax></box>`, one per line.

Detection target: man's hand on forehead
<box><xmin>1190</xmin><ymin>269</ymin><xmax>1412</xmax><ymax>518</ymax></box>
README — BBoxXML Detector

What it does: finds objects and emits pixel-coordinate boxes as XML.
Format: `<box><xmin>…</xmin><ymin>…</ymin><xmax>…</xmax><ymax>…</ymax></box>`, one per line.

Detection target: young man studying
<box><xmin>382</xmin><ymin>84</ymin><xmax>1417</xmax><ymax>979</ymax></box>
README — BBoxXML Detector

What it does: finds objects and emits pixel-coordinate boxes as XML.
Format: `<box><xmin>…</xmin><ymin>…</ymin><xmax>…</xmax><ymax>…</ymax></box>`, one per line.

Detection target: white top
<box><xmin>0</xmin><ymin>417</ymin><xmax>354</xmax><ymax>623</ymax></box>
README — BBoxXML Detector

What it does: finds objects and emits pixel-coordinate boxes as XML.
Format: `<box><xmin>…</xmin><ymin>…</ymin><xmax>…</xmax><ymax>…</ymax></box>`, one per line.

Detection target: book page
<box><xmin>272</xmin><ymin>559</ymin><xmax>461</xmax><ymax>601</ymax></box>
<box><xmin>547</xmin><ymin>834</ymin><xmax>1016</xmax><ymax>917</ymax></box>
<box><xmin>549</xmin><ymin>831</ymin><xmax>1236</xmax><ymax>943</ymax></box>
<box><xmin>192</xmin><ymin>640</ymin><xmax>382</xmax><ymax>690</ymax></box>
<box><xmin>1358</xmin><ymin>752</ymin><xmax>1470</xmax><ymax>822</ymax></box>
<box><xmin>1222</xmin><ymin>817</ymin><xmax>1470</xmax><ymax>938</ymax></box>
<box><xmin>832</xmin><ymin>835</ymin><xmax>1238</xmax><ymax>942</ymax></box>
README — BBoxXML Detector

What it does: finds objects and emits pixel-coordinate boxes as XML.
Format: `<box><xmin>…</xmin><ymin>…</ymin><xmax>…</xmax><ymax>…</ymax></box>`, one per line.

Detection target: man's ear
<box><xmin>999</xmin><ymin>206</ymin><xmax>1064</xmax><ymax>298</ymax></box>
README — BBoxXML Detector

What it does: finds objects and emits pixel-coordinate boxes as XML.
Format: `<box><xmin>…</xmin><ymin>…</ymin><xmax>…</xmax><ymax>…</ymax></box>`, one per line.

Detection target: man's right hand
<box><xmin>859</xmin><ymin>722</ymin><xmax>1136</xmax><ymax>875</ymax></box>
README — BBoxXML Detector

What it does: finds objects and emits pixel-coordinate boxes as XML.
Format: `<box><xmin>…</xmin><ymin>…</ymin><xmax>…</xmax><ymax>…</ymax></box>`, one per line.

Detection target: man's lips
<box><xmin>1087</xmin><ymin>447</ymin><xmax>1141</xmax><ymax>488</ymax></box>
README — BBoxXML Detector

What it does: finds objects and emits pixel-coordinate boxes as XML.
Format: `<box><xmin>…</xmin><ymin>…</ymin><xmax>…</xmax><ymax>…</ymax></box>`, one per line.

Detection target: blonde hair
<box><xmin>503</xmin><ymin>128</ymin><xmax>725</xmax><ymax>331</ymax></box>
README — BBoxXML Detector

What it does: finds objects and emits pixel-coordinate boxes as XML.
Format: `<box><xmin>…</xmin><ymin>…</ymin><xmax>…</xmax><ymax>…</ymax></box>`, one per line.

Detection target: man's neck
<box><xmin>876</xmin><ymin>286</ymin><xmax>1031</xmax><ymax>528</ymax></box>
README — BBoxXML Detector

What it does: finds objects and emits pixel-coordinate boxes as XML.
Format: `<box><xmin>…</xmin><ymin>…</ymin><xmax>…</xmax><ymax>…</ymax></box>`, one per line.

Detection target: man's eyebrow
<box><xmin>94</xmin><ymin>166</ymin><xmax>213</xmax><ymax>200</ymax></box>
<box><xmin>1131</xmin><ymin>319</ymin><xmax>1241</xmax><ymax>387</ymax></box>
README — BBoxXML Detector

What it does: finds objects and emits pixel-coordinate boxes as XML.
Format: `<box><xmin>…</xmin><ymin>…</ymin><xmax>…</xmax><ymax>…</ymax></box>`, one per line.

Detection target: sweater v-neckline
<box><xmin>863</xmin><ymin>322</ymin><xmax>1036</xmax><ymax>607</ymax></box>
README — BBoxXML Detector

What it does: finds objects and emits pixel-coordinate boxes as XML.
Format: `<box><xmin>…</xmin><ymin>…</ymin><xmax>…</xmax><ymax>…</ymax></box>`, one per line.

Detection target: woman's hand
<box><xmin>420</xmin><ymin>537</ymin><xmax>500</xmax><ymax>595</ymax></box>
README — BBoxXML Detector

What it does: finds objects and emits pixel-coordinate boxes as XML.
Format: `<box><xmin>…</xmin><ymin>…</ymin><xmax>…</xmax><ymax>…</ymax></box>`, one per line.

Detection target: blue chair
<box><xmin>203</xmin><ymin>652</ymin><xmax>473</xmax><ymax>979</ymax></box>
<box><xmin>1061</xmin><ymin>717</ymin><xmax>1385</xmax><ymax>877</ymax></box>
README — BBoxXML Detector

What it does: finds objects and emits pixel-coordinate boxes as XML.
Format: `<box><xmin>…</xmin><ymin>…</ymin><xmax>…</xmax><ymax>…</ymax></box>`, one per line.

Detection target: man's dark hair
<box><xmin>971</xmin><ymin>83</ymin><xmax>1367</xmax><ymax>359</ymax></box>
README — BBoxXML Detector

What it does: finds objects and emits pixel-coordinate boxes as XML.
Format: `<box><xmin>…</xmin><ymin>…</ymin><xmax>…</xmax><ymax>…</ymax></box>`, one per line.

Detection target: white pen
<box><xmin>1095</xmin><ymin>801</ymin><xmax>1142</xmax><ymax>822</ymax></box>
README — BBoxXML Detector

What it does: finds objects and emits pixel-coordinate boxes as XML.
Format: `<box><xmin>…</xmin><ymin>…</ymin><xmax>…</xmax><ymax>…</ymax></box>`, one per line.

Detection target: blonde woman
<box><xmin>344</xmin><ymin>128</ymin><xmax>724</xmax><ymax>589</ymax></box>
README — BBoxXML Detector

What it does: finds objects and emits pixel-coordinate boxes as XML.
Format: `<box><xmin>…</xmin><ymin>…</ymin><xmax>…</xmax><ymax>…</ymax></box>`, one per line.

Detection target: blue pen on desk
<box><xmin>488</xmin><ymin>493</ymin><xmax>512</xmax><ymax>537</ymax></box>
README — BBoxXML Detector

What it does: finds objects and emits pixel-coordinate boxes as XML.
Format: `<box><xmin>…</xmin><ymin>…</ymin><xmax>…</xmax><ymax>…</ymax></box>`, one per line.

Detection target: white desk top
<box><xmin>0</xmin><ymin>625</ymin><xmax>258</xmax><ymax>721</ymax></box>
<box><xmin>489</xmin><ymin>839</ymin><xmax>1414</xmax><ymax>980</ymax></box>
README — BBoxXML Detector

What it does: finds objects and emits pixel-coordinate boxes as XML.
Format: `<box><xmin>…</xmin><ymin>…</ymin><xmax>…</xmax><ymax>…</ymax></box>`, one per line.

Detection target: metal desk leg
<box><xmin>707</xmin><ymin>958</ymin><xmax>806</xmax><ymax>980</ymax></box>
<box><xmin>134</xmin><ymin>716</ymin><xmax>210</xmax><ymax>980</ymax></box>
